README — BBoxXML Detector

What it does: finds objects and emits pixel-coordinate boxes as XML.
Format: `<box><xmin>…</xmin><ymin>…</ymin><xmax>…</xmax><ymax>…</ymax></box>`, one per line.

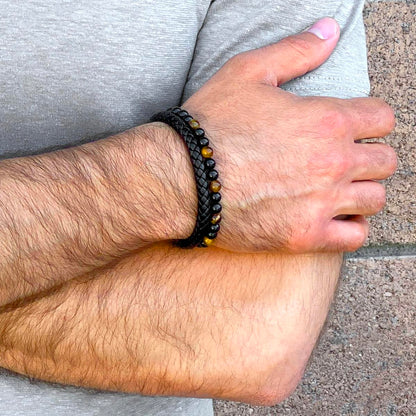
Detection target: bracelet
<box><xmin>150</xmin><ymin>107</ymin><xmax>222</xmax><ymax>248</ymax></box>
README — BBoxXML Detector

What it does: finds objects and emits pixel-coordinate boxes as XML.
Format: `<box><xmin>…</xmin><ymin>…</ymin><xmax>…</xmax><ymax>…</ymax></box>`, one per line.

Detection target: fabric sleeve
<box><xmin>182</xmin><ymin>0</ymin><xmax>370</xmax><ymax>100</ymax></box>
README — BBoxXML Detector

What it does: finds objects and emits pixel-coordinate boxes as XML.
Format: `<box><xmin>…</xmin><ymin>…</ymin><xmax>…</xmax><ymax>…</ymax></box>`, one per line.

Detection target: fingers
<box><xmin>342</xmin><ymin>97</ymin><xmax>396</xmax><ymax>140</ymax></box>
<box><xmin>324</xmin><ymin>215</ymin><xmax>369</xmax><ymax>252</ymax></box>
<box><xmin>352</xmin><ymin>142</ymin><xmax>398</xmax><ymax>181</ymax></box>
<box><xmin>308</xmin><ymin>96</ymin><xmax>396</xmax><ymax>141</ymax></box>
<box><xmin>335</xmin><ymin>181</ymin><xmax>386</xmax><ymax>217</ymax></box>
<box><xmin>242</xmin><ymin>17</ymin><xmax>340</xmax><ymax>86</ymax></box>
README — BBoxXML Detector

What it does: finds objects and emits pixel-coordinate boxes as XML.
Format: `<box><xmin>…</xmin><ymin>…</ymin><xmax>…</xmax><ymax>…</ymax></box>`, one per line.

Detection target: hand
<box><xmin>183</xmin><ymin>18</ymin><xmax>397</xmax><ymax>253</ymax></box>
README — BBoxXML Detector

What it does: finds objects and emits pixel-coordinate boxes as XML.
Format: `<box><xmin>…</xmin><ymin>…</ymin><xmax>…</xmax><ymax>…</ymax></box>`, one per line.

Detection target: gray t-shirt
<box><xmin>0</xmin><ymin>0</ymin><xmax>369</xmax><ymax>414</ymax></box>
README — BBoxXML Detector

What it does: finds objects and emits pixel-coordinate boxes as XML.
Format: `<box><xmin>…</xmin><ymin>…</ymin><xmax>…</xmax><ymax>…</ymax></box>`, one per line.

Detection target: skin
<box><xmin>183</xmin><ymin>29</ymin><xmax>397</xmax><ymax>253</ymax></box>
<box><xmin>0</xmin><ymin>124</ymin><xmax>196</xmax><ymax>305</ymax></box>
<box><xmin>0</xmin><ymin>18</ymin><xmax>397</xmax><ymax>404</ymax></box>
<box><xmin>0</xmin><ymin>20</ymin><xmax>395</xmax><ymax>306</ymax></box>
<box><xmin>0</xmin><ymin>244</ymin><xmax>342</xmax><ymax>405</ymax></box>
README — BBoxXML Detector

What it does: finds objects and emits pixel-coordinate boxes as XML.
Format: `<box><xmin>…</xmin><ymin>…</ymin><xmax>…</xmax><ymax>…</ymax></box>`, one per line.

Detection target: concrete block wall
<box><xmin>215</xmin><ymin>1</ymin><xmax>415</xmax><ymax>415</ymax></box>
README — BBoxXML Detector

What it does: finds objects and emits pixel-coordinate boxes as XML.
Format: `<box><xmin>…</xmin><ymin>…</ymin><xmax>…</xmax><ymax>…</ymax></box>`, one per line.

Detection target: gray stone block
<box><xmin>364</xmin><ymin>1</ymin><xmax>416</xmax><ymax>246</ymax></box>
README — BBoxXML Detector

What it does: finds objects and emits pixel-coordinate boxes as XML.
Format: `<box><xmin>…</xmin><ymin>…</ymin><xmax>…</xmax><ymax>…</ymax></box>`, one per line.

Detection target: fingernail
<box><xmin>307</xmin><ymin>17</ymin><xmax>339</xmax><ymax>40</ymax></box>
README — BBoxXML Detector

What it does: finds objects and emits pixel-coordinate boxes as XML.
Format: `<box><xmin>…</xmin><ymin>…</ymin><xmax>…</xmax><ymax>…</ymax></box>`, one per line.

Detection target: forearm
<box><xmin>0</xmin><ymin>245</ymin><xmax>342</xmax><ymax>404</ymax></box>
<box><xmin>0</xmin><ymin>123</ymin><xmax>196</xmax><ymax>305</ymax></box>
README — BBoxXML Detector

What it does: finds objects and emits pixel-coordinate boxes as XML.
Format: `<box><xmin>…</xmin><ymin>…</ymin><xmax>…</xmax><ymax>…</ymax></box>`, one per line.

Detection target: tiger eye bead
<box><xmin>201</xmin><ymin>146</ymin><xmax>213</xmax><ymax>158</ymax></box>
<box><xmin>211</xmin><ymin>213</ymin><xmax>222</xmax><ymax>225</ymax></box>
<box><xmin>199</xmin><ymin>137</ymin><xmax>209</xmax><ymax>147</ymax></box>
<box><xmin>189</xmin><ymin>119</ymin><xmax>200</xmax><ymax>129</ymax></box>
<box><xmin>203</xmin><ymin>236</ymin><xmax>214</xmax><ymax>246</ymax></box>
<box><xmin>210</xmin><ymin>180</ymin><xmax>221</xmax><ymax>193</ymax></box>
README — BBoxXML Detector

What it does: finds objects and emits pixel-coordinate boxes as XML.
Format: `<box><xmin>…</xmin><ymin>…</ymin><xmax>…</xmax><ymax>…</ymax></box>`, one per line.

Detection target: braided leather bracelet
<box><xmin>150</xmin><ymin>107</ymin><xmax>222</xmax><ymax>248</ymax></box>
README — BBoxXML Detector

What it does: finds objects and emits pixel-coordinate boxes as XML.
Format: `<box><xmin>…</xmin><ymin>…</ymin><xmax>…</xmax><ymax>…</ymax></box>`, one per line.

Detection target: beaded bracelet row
<box><xmin>150</xmin><ymin>106</ymin><xmax>222</xmax><ymax>248</ymax></box>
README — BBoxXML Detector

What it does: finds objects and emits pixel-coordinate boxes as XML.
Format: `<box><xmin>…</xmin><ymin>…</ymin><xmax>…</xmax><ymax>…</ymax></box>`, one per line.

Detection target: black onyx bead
<box><xmin>211</xmin><ymin>192</ymin><xmax>221</xmax><ymax>203</ymax></box>
<box><xmin>210</xmin><ymin>224</ymin><xmax>221</xmax><ymax>233</ymax></box>
<box><xmin>212</xmin><ymin>203</ymin><xmax>222</xmax><ymax>214</ymax></box>
<box><xmin>184</xmin><ymin>115</ymin><xmax>193</xmax><ymax>122</ymax></box>
<box><xmin>208</xmin><ymin>170</ymin><xmax>219</xmax><ymax>181</ymax></box>
<box><xmin>178</xmin><ymin>110</ymin><xmax>188</xmax><ymax>117</ymax></box>
<box><xmin>207</xmin><ymin>232</ymin><xmax>218</xmax><ymax>240</ymax></box>
<box><xmin>205</xmin><ymin>158</ymin><xmax>215</xmax><ymax>169</ymax></box>
<box><xmin>172</xmin><ymin>108</ymin><xmax>182</xmax><ymax>114</ymax></box>
<box><xmin>194</xmin><ymin>128</ymin><xmax>205</xmax><ymax>136</ymax></box>
<box><xmin>199</xmin><ymin>137</ymin><xmax>209</xmax><ymax>147</ymax></box>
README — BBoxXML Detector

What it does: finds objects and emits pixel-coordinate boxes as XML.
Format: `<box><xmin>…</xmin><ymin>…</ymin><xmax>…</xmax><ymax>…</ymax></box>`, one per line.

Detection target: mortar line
<box><xmin>347</xmin><ymin>243</ymin><xmax>416</xmax><ymax>259</ymax></box>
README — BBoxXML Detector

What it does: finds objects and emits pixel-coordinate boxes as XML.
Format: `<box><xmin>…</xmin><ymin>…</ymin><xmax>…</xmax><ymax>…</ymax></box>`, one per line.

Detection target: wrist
<box><xmin>138</xmin><ymin>122</ymin><xmax>198</xmax><ymax>242</ymax></box>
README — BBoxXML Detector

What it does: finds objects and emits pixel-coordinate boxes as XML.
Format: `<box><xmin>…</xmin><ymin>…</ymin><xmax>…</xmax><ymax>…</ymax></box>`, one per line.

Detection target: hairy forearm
<box><xmin>0</xmin><ymin>245</ymin><xmax>342</xmax><ymax>404</ymax></box>
<box><xmin>0</xmin><ymin>123</ymin><xmax>196</xmax><ymax>305</ymax></box>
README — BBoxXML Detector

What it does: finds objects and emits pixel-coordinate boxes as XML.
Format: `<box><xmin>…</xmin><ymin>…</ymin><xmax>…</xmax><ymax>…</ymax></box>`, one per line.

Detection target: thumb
<box><xmin>254</xmin><ymin>17</ymin><xmax>340</xmax><ymax>86</ymax></box>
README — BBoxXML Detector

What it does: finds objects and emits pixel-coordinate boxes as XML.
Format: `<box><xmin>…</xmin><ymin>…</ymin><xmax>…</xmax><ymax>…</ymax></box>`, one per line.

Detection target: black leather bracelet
<box><xmin>150</xmin><ymin>107</ymin><xmax>222</xmax><ymax>248</ymax></box>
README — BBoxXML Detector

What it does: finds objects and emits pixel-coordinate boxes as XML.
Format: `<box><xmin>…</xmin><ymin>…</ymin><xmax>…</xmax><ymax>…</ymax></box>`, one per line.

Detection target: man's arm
<box><xmin>0</xmin><ymin>243</ymin><xmax>342</xmax><ymax>406</ymax></box>
<box><xmin>0</xmin><ymin>19</ymin><xmax>394</xmax><ymax>406</ymax></box>
<box><xmin>0</xmin><ymin>123</ymin><xmax>197</xmax><ymax>306</ymax></box>
<box><xmin>0</xmin><ymin>21</ymin><xmax>396</xmax><ymax>306</ymax></box>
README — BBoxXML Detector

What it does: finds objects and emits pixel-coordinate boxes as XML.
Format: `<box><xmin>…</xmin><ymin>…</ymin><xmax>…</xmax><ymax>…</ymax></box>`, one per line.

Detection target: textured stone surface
<box><xmin>364</xmin><ymin>1</ymin><xmax>416</xmax><ymax>246</ymax></box>
<box><xmin>214</xmin><ymin>257</ymin><xmax>416</xmax><ymax>416</ymax></box>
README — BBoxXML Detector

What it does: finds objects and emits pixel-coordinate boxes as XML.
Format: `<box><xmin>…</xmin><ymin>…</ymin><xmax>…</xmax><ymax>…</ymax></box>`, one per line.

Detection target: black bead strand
<box><xmin>150</xmin><ymin>106</ymin><xmax>223</xmax><ymax>248</ymax></box>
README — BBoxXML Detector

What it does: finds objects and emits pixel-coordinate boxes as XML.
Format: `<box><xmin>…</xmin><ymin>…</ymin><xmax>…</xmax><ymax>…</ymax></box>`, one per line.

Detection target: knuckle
<box><xmin>283</xmin><ymin>36</ymin><xmax>313</xmax><ymax>61</ymax></box>
<box><xmin>227</xmin><ymin>51</ymin><xmax>259</xmax><ymax>78</ymax></box>
<box><xmin>226</xmin><ymin>53</ymin><xmax>243</xmax><ymax>71</ymax></box>
<box><xmin>319</xmin><ymin>106</ymin><xmax>349</xmax><ymax>137</ymax></box>
<box><xmin>310</xmin><ymin>147</ymin><xmax>353</xmax><ymax>183</ymax></box>
<box><xmin>327</xmin><ymin>152</ymin><xmax>352</xmax><ymax>180</ymax></box>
